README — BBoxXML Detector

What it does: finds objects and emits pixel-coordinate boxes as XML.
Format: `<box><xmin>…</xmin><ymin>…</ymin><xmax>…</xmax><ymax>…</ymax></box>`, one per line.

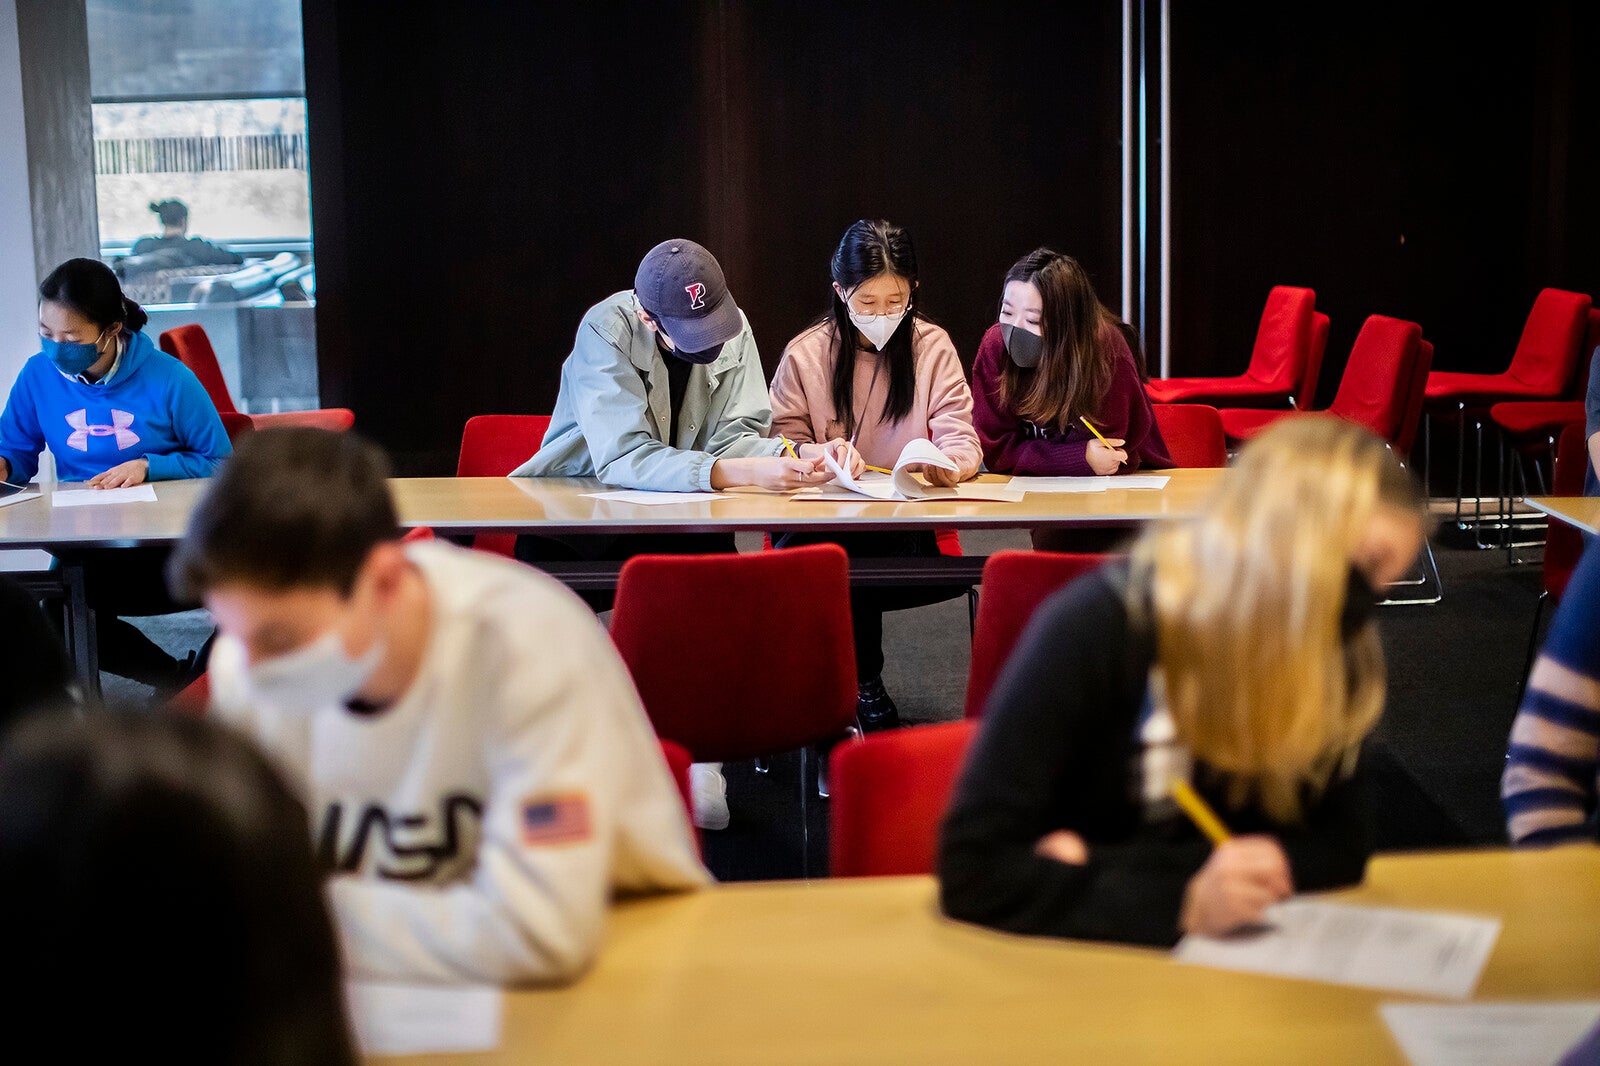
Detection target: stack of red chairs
<box><xmin>1487</xmin><ymin>307</ymin><xmax>1600</xmax><ymax>554</ymax></box>
<box><xmin>1218</xmin><ymin>315</ymin><xmax>1430</xmax><ymax>450</ymax></box>
<box><xmin>1146</xmin><ymin>287</ymin><xmax>1325</xmax><ymax>410</ymax></box>
<box><xmin>1419</xmin><ymin>288</ymin><xmax>1592</xmax><ymax>535</ymax></box>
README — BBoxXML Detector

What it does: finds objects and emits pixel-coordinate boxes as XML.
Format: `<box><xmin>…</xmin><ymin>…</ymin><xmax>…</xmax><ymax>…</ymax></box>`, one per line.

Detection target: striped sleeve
<box><xmin>1502</xmin><ymin>545</ymin><xmax>1600</xmax><ymax>845</ymax></box>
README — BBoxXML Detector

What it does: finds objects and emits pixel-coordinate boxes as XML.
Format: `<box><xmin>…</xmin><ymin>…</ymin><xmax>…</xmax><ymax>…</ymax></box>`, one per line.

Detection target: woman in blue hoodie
<box><xmin>0</xmin><ymin>258</ymin><xmax>231</xmax><ymax>689</ymax></box>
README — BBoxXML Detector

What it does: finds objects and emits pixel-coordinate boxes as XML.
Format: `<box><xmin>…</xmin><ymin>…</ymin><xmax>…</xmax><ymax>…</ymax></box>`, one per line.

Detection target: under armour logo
<box><xmin>65</xmin><ymin>409</ymin><xmax>139</xmax><ymax>452</ymax></box>
<box><xmin>685</xmin><ymin>282</ymin><xmax>706</xmax><ymax>310</ymax></box>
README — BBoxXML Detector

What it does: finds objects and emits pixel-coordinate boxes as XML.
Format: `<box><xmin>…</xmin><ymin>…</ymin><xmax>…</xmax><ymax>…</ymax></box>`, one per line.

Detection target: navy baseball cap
<box><xmin>633</xmin><ymin>239</ymin><xmax>743</xmax><ymax>356</ymax></box>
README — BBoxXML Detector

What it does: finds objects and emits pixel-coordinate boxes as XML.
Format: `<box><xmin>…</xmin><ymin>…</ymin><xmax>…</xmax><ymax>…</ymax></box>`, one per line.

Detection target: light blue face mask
<box><xmin>41</xmin><ymin>329</ymin><xmax>108</xmax><ymax>376</ymax></box>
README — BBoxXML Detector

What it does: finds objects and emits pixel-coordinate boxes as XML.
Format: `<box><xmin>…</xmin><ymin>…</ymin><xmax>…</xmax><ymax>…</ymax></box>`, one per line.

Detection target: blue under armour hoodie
<box><xmin>0</xmin><ymin>329</ymin><xmax>231</xmax><ymax>484</ymax></box>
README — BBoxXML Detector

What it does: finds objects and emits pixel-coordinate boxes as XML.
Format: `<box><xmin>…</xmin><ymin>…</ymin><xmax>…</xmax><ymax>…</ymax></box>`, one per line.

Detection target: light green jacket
<box><xmin>511</xmin><ymin>291</ymin><xmax>782</xmax><ymax>491</ymax></box>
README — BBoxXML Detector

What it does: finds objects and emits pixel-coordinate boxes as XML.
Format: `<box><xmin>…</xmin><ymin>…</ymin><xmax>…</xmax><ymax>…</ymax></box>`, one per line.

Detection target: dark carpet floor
<box><xmin>115</xmin><ymin>524</ymin><xmax>1551</xmax><ymax>883</ymax></box>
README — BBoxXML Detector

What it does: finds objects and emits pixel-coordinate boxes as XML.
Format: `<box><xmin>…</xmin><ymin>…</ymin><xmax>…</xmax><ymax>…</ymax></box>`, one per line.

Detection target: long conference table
<box><xmin>368</xmin><ymin>848</ymin><xmax>1600</xmax><ymax>1065</ymax></box>
<box><xmin>0</xmin><ymin>470</ymin><xmax>1223</xmax><ymax>688</ymax></box>
<box><xmin>1528</xmin><ymin>495</ymin><xmax>1600</xmax><ymax>536</ymax></box>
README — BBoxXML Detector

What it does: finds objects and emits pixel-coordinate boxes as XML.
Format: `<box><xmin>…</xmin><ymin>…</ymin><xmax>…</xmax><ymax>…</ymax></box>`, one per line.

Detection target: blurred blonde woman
<box><xmin>939</xmin><ymin>416</ymin><xmax>1429</xmax><ymax>945</ymax></box>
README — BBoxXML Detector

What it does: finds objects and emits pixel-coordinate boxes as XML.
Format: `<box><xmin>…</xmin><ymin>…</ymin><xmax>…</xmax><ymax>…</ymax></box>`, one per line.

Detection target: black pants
<box><xmin>1030</xmin><ymin>527</ymin><xmax>1136</xmax><ymax>555</ymax></box>
<box><xmin>513</xmin><ymin>532</ymin><xmax>737</xmax><ymax>613</ymax></box>
<box><xmin>771</xmin><ymin>530</ymin><xmax>965</xmax><ymax>683</ymax></box>
<box><xmin>67</xmin><ymin>547</ymin><xmax>192</xmax><ymax>690</ymax></box>
<box><xmin>0</xmin><ymin>575</ymin><xmax>74</xmax><ymax>725</ymax></box>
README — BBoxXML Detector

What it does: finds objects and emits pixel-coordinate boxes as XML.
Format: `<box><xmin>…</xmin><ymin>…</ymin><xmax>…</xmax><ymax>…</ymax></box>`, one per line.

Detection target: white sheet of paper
<box><xmin>582</xmin><ymin>490</ymin><xmax>725</xmax><ymax>505</ymax></box>
<box><xmin>889</xmin><ymin>438</ymin><xmax>959</xmax><ymax>499</ymax></box>
<box><xmin>346</xmin><ymin>982</ymin><xmax>503</xmax><ymax>1056</ymax></box>
<box><xmin>50</xmin><ymin>485</ymin><xmax>158</xmax><ymax>507</ymax></box>
<box><xmin>814</xmin><ymin>439</ymin><xmax>1020</xmax><ymax>502</ymax></box>
<box><xmin>1381</xmin><ymin>1002</ymin><xmax>1600</xmax><ymax>1066</ymax></box>
<box><xmin>821</xmin><ymin>450</ymin><xmax>900</xmax><ymax>500</ymax></box>
<box><xmin>1112</xmin><ymin>475</ymin><xmax>1171</xmax><ymax>489</ymax></box>
<box><xmin>1004</xmin><ymin>476</ymin><xmax>1112</xmax><ymax>493</ymax></box>
<box><xmin>1004</xmin><ymin>474</ymin><xmax>1171</xmax><ymax>492</ymax></box>
<box><xmin>1174</xmin><ymin>899</ymin><xmax>1501</xmax><ymax>999</ymax></box>
<box><xmin>0</xmin><ymin>492</ymin><xmax>40</xmax><ymax>509</ymax></box>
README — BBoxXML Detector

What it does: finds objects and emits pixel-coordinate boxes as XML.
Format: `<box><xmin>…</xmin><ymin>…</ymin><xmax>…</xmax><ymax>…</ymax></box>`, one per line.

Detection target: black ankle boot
<box><xmin>856</xmin><ymin>676</ymin><xmax>901</xmax><ymax>732</ymax></box>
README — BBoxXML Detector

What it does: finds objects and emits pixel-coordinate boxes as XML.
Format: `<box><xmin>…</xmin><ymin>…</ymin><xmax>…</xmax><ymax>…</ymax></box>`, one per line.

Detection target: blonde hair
<box><xmin>1129</xmin><ymin>416</ymin><xmax>1428</xmax><ymax>823</ymax></box>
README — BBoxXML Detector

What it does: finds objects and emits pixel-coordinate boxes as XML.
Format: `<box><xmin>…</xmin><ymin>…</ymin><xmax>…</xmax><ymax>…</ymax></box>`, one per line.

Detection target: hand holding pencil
<box><xmin>1172</xmin><ymin>777</ymin><xmax>1294</xmax><ymax>937</ymax></box>
<box><xmin>1080</xmin><ymin>416</ymin><xmax>1129</xmax><ymax>474</ymax></box>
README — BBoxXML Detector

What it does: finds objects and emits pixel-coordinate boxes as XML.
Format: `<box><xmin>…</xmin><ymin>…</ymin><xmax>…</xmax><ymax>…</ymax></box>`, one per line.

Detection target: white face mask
<box><xmin>239</xmin><ymin>628</ymin><xmax>384</xmax><ymax>716</ymax></box>
<box><xmin>848</xmin><ymin>306</ymin><xmax>908</xmax><ymax>351</ymax></box>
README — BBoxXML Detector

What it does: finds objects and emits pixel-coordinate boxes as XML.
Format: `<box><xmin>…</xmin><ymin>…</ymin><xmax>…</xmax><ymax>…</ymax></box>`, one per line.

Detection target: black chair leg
<box><xmin>798</xmin><ymin>746</ymin><xmax>812</xmax><ymax>879</ymax></box>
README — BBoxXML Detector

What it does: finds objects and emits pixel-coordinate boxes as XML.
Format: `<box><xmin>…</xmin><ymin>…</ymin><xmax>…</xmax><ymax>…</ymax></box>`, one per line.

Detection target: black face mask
<box><xmin>647</xmin><ymin>311</ymin><xmax>723</xmax><ymax>365</ymax></box>
<box><xmin>1341</xmin><ymin>566</ymin><xmax>1379</xmax><ymax>639</ymax></box>
<box><xmin>1001</xmin><ymin>323</ymin><xmax>1044</xmax><ymax>368</ymax></box>
<box><xmin>666</xmin><ymin>340</ymin><xmax>723</xmax><ymax>365</ymax></box>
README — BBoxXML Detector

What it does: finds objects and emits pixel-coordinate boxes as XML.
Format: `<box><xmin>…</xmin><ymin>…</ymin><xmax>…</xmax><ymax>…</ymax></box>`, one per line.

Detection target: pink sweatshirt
<box><xmin>769</xmin><ymin>319</ymin><xmax>983</xmax><ymax>479</ymax></box>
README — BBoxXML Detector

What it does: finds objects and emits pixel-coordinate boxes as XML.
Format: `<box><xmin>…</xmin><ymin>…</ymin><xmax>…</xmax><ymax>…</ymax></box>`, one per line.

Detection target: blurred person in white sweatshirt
<box><xmin>168</xmin><ymin>426</ymin><xmax>708</xmax><ymax>985</ymax></box>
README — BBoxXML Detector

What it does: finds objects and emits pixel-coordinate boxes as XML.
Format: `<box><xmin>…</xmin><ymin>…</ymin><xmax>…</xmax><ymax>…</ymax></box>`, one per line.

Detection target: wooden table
<box><xmin>370</xmin><ymin>848</ymin><xmax>1600</xmax><ymax>1065</ymax></box>
<box><xmin>0</xmin><ymin>472</ymin><xmax>1223</xmax><ymax>687</ymax></box>
<box><xmin>0</xmin><ymin>471</ymin><xmax>1224</xmax><ymax>549</ymax></box>
<box><xmin>1527</xmin><ymin>495</ymin><xmax>1600</xmax><ymax>536</ymax></box>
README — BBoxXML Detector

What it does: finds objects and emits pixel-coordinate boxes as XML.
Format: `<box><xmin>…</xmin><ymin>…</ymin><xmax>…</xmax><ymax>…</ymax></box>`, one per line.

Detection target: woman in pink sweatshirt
<box><xmin>769</xmin><ymin>219</ymin><xmax>981</xmax><ymax>730</ymax></box>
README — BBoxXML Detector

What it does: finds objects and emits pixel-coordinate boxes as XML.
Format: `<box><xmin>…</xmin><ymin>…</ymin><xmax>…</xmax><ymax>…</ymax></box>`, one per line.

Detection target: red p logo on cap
<box><xmin>684</xmin><ymin>282</ymin><xmax>706</xmax><ymax>310</ymax></box>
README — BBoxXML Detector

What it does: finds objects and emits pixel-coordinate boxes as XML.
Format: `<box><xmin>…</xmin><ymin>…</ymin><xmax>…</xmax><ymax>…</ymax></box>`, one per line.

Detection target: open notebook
<box><xmin>793</xmin><ymin>439</ymin><xmax>1023</xmax><ymax>503</ymax></box>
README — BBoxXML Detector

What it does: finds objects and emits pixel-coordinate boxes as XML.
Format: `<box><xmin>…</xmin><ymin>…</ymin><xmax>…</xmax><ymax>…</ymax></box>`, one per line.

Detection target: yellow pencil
<box><xmin>1080</xmin><ymin>415</ymin><xmax>1112</xmax><ymax>446</ymax></box>
<box><xmin>778</xmin><ymin>436</ymin><xmax>801</xmax><ymax>461</ymax></box>
<box><xmin>1170</xmin><ymin>778</ymin><xmax>1233</xmax><ymax>846</ymax></box>
<box><xmin>1081</xmin><ymin>415</ymin><xmax>1126</xmax><ymax>467</ymax></box>
<box><xmin>864</xmin><ymin>464</ymin><xmax>892</xmax><ymax>474</ymax></box>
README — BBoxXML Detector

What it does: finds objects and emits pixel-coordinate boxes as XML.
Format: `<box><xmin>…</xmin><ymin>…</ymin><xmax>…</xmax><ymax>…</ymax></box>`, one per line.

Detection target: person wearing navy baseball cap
<box><xmin>513</xmin><ymin>238</ymin><xmax>838</xmax><ymax>495</ymax></box>
<box><xmin>513</xmin><ymin>239</ymin><xmax>856</xmax><ymax>831</ymax></box>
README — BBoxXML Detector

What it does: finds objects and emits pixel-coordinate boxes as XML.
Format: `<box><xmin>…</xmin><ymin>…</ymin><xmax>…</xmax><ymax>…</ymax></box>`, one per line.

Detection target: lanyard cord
<box><xmin>849</xmin><ymin>354</ymin><xmax>885</xmax><ymax>447</ymax></box>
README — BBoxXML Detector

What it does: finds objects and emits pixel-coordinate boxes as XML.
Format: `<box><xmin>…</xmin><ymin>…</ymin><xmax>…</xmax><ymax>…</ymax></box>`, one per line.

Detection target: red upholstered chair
<box><xmin>1421</xmin><ymin>288</ymin><xmax>1591</xmax><ymax>530</ymax></box>
<box><xmin>829</xmin><ymin>719</ymin><xmax>977</xmax><ymax>877</ymax></box>
<box><xmin>1305</xmin><ymin>311</ymin><xmax>1331</xmax><ymax>409</ymax></box>
<box><xmin>457</xmin><ymin>415</ymin><xmax>553</xmax><ymax>557</ymax></box>
<box><xmin>1151</xmin><ymin>404</ymin><xmax>1228</xmax><ymax>467</ymax></box>
<box><xmin>1519</xmin><ymin>422</ymin><xmax>1590</xmax><ymax>696</ymax></box>
<box><xmin>159</xmin><ymin>323</ymin><xmax>356</xmax><ymax>431</ymax></box>
<box><xmin>218</xmin><ymin>410</ymin><xmax>256</xmax><ymax>445</ymax></box>
<box><xmin>657</xmin><ymin>737</ymin><xmax>699</xmax><ymax>850</ymax></box>
<box><xmin>1488</xmin><ymin>307</ymin><xmax>1600</xmax><ymax>543</ymax></box>
<box><xmin>1145</xmin><ymin>286</ymin><xmax>1317</xmax><ymax>407</ymax></box>
<box><xmin>610</xmin><ymin>544</ymin><xmax>858</xmax><ymax>873</ymax></box>
<box><xmin>965</xmin><ymin>550</ymin><xmax>1111</xmax><ymax>718</ymax></box>
<box><xmin>169</xmin><ymin>673</ymin><xmax>210</xmax><ymax>717</ymax></box>
<box><xmin>1219</xmin><ymin>316</ymin><xmax>1425</xmax><ymax>448</ymax></box>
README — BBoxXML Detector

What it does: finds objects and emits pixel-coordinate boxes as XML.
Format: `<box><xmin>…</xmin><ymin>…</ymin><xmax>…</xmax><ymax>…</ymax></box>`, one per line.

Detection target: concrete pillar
<box><xmin>15</xmin><ymin>0</ymin><xmax>97</xmax><ymax>286</ymax></box>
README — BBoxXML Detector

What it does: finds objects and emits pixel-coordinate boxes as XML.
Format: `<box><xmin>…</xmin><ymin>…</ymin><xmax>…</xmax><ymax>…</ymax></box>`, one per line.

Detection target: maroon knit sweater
<box><xmin>971</xmin><ymin>322</ymin><xmax>1172</xmax><ymax>475</ymax></box>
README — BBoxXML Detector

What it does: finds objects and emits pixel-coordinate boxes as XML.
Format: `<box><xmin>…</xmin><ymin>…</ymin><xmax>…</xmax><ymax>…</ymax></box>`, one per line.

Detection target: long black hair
<box><xmin>823</xmin><ymin>219</ymin><xmax>922</xmax><ymax>436</ymax></box>
<box><xmin>39</xmin><ymin>257</ymin><xmax>148</xmax><ymax>334</ymax></box>
<box><xmin>0</xmin><ymin>707</ymin><xmax>358</xmax><ymax>1064</ymax></box>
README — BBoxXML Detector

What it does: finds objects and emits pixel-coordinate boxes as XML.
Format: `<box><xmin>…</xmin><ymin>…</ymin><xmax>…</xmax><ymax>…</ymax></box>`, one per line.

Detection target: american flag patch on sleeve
<box><xmin>521</xmin><ymin>792</ymin><xmax>592</xmax><ymax>846</ymax></box>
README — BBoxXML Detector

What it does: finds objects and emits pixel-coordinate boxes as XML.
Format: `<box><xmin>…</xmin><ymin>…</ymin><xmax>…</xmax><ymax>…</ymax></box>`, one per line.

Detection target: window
<box><xmin>87</xmin><ymin>0</ymin><xmax>318</xmax><ymax>414</ymax></box>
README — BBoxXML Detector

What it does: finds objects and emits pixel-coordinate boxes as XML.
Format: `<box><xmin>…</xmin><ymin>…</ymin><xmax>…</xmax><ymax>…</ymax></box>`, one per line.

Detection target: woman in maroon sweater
<box><xmin>972</xmin><ymin>248</ymin><xmax>1170</xmax><ymax>477</ymax></box>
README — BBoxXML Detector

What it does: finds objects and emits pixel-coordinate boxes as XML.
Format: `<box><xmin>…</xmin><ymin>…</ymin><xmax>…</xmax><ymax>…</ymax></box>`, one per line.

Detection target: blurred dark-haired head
<box><xmin>169</xmin><ymin>427</ymin><xmax>400</xmax><ymax>603</ymax></box>
<box><xmin>150</xmin><ymin>198</ymin><xmax>189</xmax><ymax>228</ymax></box>
<box><xmin>0</xmin><ymin>707</ymin><xmax>356</xmax><ymax>1064</ymax></box>
<box><xmin>39</xmin><ymin>256</ymin><xmax>149</xmax><ymax>335</ymax></box>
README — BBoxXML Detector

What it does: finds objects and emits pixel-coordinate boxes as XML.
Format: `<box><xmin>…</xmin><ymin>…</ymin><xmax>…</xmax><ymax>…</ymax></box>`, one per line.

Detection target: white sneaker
<box><xmin>689</xmin><ymin>762</ymin><xmax>730</xmax><ymax>831</ymax></box>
